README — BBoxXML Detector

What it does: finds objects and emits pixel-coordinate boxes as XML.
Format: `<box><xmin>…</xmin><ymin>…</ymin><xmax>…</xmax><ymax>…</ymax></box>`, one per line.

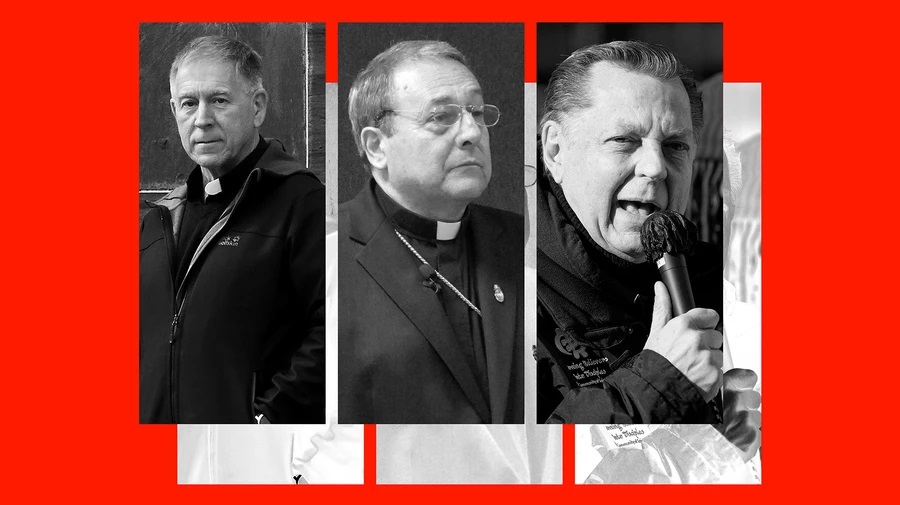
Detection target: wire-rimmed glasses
<box><xmin>380</xmin><ymin>104</ymin><xmax>501</xmax><ymax>128</ymax></box>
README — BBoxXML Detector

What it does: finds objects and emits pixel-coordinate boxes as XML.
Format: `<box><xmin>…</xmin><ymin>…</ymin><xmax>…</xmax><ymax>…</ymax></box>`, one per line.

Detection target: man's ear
<box><xmin>169</xmin><ymin>99</ymin><xmax>177</xmax><ymax>119</ymax></box>
<box><xmin>360</xmin><ymin>126</ymin><xmax>388</xmax><ymax>170</ymax></box>
<box><xmin>541</xmin><ymin>120</ymin><xmax>566</xmax><ymax>184</ymax></box>
<box><xmin>252</xmin><ymin>89</ymin><xmax>269</xmax><ymax>128</ymax></box>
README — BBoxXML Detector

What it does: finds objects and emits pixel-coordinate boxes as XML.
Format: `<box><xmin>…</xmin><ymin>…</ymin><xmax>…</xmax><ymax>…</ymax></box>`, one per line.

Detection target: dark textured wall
<box><xmin>139</xmin><ymin>23</ymin><xmax>325</xmax><ymax>191</ymax></box>
<box><xmin>337</xmin><ymin>23</ymin><xmax>524</xmax><ymax>215</ymax></box>
<box><xmin>307</xmin><ymin>25</ymin><xmax>326</xmax><ymax>179</ymax></box>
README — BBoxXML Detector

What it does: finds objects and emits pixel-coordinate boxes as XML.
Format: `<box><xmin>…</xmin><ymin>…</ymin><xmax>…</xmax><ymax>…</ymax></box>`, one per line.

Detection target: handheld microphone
<box><xmin>418</xmin><ymin>264</ymin><xmax>441</xmax><ymax>294</ymax></box>
<box><xmin>641</xmin><ymin>210</ymin><xmax>722</xmax><ymax>423</ymax></box>
<box><xmin>640</xmin><ymin>210</ymin><xmax>698</xmax><ymax>316</ymax></box>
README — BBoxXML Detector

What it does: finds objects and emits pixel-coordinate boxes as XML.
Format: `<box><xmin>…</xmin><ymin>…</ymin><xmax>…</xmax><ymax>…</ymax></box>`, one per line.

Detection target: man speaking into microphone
<box><xmin>536</xmin><ymin>39</ymin><xmax>758</xmax><ymax>446</ymax></box>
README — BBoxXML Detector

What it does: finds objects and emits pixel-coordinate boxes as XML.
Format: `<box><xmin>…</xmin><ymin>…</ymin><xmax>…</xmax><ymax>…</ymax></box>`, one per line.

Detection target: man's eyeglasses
<box><xmin>380</xmin><ymin>104</ymin><xmax>501</xmax><ymax>128</ymax></box>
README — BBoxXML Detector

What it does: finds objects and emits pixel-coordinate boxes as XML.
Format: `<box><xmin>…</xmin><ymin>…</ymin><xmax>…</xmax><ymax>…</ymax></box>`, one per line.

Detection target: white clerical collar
<box><xmin>200</xmin><ymin>167</ymin><xmax>223</xmax><ymax>202</ymax></box>
<box><xmin>375</xmin><ymin>182</ymin><xmax>466</xmax><ymax>242</ymax></box>
<box><xmin>436</xmin><ymin>221</ymin><xmax>461</xmax><ymax>240</ymax></box>
<box><xmin>204</xmin><ymin>178</ymin><xmax>223</xmax><ymax>200</ymax></box>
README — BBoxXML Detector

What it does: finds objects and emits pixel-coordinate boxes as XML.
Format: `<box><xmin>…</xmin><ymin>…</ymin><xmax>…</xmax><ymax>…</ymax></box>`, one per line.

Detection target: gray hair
<box><xmin>169</xmin><ymin>35</ymin><xmax>264</xmax><ymax>95</ymax></box>
<box><xmin>540</xmin><ymin>40</ymin><xmax>703</xmax><ymax>142</ymax></box>
<box><xmin>348</xmin><ymin>40</ymin><xmax>470</xmax><ymax>165</ymax></box>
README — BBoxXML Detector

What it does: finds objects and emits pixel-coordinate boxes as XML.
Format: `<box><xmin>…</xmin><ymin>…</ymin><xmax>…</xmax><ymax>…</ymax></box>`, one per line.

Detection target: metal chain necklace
<box><xmin>394</xmin><ymin>229</ymin><xmax>482</xmax><ymax>317</ymax></box>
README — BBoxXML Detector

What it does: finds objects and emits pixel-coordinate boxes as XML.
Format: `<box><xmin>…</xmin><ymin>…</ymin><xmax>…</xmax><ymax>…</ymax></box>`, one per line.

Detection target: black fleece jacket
<box><xmin>140</xmin><ymin>141</ymin><xmax>325</xmax><ymax>424</ymax></box>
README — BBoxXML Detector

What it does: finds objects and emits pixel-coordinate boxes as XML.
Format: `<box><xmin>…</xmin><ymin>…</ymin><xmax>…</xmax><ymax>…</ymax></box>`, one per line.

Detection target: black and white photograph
<box><xmin>178</xmin><ymin>423</ymin><xmax>364</xmax><ymax>484</ymax></box>
<box><xmin>336</xmin><ymin>23</ymin><xmax>526</xmax><ymax>424</ymax></box>
<box><xmin>574</xmin><ymin>81</ymin><xmax>762</xmax><ymax>484</ymax></box>
<box><xmin>376</xmin><ymin>423</ymin><xmax>561</xmax><ymax>484</ymax></box>
<box><xmin>139</xmin><ymin>23</ymin><xmax>327</xmax><ymax>424</ymax></box>
<box><xmin>534</xmin><ymin>23</ymin><xmax>743</xmax><ymax>425</ymax></box>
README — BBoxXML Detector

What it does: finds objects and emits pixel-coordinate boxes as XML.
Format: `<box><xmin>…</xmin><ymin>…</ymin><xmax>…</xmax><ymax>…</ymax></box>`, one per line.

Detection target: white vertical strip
<box><xmin>208</xmin><ymin>424</ymin><xmax>217</xmax><ymax>483</ymax></box>
<box><xmin>325</xmin><ymin>83</ymin><xmax>338</xmax><ymax>219</ymax></box>
<box><xmin>304</xmin><ymin>25</ymin><xmax>310</xmax><ymax>169</ymax></box>
<box><xmin>524</xmin><ymin>82</ymin><xmax>537</xmax><ymax>426</ymax></box>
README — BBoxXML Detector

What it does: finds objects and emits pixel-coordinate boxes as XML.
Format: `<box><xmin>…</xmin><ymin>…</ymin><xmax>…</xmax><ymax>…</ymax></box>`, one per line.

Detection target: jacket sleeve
<box><xmin>256</xmin><ymin>183</ymin><xmax>327</xmax><ymax>423</ymax></box>
<box><xmin>544</xmin><ymin>349</ymin><xmax>716</xmax><ymax>424</ymax></box>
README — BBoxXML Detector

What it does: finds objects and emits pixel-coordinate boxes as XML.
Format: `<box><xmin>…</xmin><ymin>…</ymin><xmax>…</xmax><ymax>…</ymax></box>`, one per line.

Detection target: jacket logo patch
<box><xmin>217</xmin><ymin>235</ymin><xmax>241</xmax><ymax>247</ymax></box>
<box><xmin>555</xmin><ymin>328</ymin><xmax>588</xmax><ymax>359</ymax></box>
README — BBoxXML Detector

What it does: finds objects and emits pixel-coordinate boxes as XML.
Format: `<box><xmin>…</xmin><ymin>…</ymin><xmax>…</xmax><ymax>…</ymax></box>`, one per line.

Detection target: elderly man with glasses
<box><xmin>338</xmin><ymin>40</ymin><xmax>524</xmax><ymax>424</ymax></box>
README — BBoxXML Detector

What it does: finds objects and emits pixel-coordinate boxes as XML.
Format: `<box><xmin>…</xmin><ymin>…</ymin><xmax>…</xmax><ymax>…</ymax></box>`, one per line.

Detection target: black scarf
<box><xmin>536</xmin><ymin>170</ymin><xmax>722</xmax><ymax>352</ymax></box>
<box><xmin>536</xmin><ymin>172</ymin><xmax>656</xmax><ymax>353</ymax></box>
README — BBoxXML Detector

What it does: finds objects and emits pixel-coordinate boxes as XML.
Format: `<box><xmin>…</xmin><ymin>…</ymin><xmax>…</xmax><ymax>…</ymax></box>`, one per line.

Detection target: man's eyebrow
<box><xmin>666</xmin><ymin>127</ymin><xmax>695</xmax><ymax>140</ymax></box>
<box><xmin>606</xmin><ymin>119</ymin><xmax>642</xmax><ymax>134</ymax></box>
<box><xmin>205</xmin><ymin>87</ymin><xmax>234</xmax><ymax>97</ymax></box>
<box><xmin>174</xmin><ymin>90</ymin><xmax>196</xmax><ymax>100</ymax></box>
<box><xmin>606</xmin><ymin>120</ymin><xmax>694</xmax><ymax>140</ymax></box>
<box><xmin>175</xmin><ymin>87</ymin><xmax>233</xmax><ymax>100</ymax></box>
<box><xmin>424</xmin><ymin>88</ymin><xmax>484</xmax><ymax>108</ymax></box>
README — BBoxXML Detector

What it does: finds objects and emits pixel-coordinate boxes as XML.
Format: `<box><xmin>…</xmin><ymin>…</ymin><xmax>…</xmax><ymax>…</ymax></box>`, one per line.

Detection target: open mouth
<box><xmin>618</xmin><ymin>200</ymin><xmax>660</xmax><ymax>217</ymax></box>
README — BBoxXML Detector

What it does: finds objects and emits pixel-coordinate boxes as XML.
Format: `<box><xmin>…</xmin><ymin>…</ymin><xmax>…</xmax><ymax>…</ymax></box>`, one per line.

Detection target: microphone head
<box><xmin>418</xmin><ymin>263</ymin><xmax>436</xmax><ymax>280</ymax></box>
<box><xmin>418</xmin><ymin>263</ymin><xmax>441</xmax><ymax>293</ymax></box>
<box><xmin>640</xmin><ymin>210</ymin><xmax>698</xmax><ymax>263</ymax></box>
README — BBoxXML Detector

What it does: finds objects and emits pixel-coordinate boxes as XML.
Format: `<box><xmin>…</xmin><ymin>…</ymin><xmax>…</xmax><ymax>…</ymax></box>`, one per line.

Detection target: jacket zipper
<box><xmin>173</xmin><ymin>169</ymin><xmax>258</xmax><ymax>304</ymax></box>
<box><xmin>169</xmin><ymin>299</ymin><xmax>186</xmax><ymax>423</ymax></box>
<box><xmin>250</xmin><ymin>371</ymin><xmax>257</xmax><ymax>421</ymax></box>
<box><xmin>161</xmin><ymin>169</ymin><xmax>261</xmax><ymax>423</ymax></box>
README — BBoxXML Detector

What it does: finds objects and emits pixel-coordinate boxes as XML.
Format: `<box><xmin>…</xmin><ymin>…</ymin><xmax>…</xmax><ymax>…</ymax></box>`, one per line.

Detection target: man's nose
<box><xmin>193</xmin><ymin>101</ymin><xmax>215</xmax><ymax>128</ymax></box>
<box><xmin>454</xmin><ymin>109</ymin><xmax>484</xmax><ymax>147</ymax></box>
<box><xmin>635</xmin><ymin>142</ymin><xmax>667</xmax><ymax>180</ymax></box>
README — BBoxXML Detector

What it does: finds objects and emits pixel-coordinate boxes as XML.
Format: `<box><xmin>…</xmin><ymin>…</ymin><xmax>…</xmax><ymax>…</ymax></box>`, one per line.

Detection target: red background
<box><xmin>1</xmin><ymin>1</ymin><xmax>891</xmax><ymax>501</ymax></box>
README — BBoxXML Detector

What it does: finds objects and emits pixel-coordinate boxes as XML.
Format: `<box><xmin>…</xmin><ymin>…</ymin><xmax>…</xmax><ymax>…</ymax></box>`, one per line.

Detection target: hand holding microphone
<box><xmin>640</xmin><ymin>211</ymin><xmax>723</xmax><ymax>405</ymax></box>
<box><xmin>643</xmin><ymin>281</ymin><xmax>724</xmax><ymax>403</ymax></box>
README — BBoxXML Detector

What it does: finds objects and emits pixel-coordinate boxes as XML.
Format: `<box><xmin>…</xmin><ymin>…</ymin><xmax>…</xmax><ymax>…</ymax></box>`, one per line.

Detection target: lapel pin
<box><xmin>493</xmin><ymin>284</ymin><xmax>504</xmax><ymax>303</ymax></box>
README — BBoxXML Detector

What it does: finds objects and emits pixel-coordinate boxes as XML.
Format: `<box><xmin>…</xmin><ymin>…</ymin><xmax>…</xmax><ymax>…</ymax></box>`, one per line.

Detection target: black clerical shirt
<box><xmin>174</xmin><ymin>136</ymin><xmax>269</xmax><ymax>288</ymax></box>
<box><xmin>374</xmin><ymin>185</ymin><xmax>491</xmax><ymax>405</ymax></box>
